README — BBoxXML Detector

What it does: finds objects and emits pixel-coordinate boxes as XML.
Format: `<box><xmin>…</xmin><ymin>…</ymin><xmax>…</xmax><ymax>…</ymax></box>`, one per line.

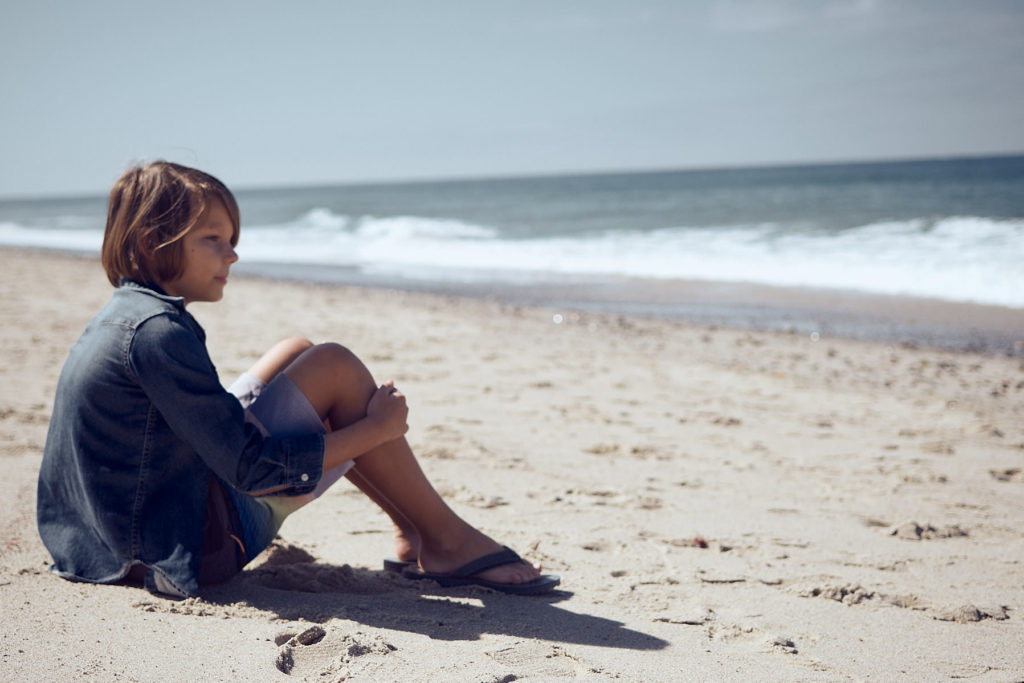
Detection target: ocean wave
<box><xmin>293</xmin><ymin>207</ymin><xmax>350</xmax><ymax>231</ymax></box>
<box><xmin>353</xmin><ymin>215</ymin><xmax>498</xmax><ymax>240</ymax></box>
<box><xmin>0</xmin><ymin>221</ymin><xmax>103</xmax><ymax>251</ymax></box>
<box><xmin>248</xmin><ymin>209</ymin><xmax>498</xmax><ymax>239</ymax></box>
<box><xmin>1</xmin><ymin>213</ymin><xmax>1021</xmax><ymax>308</ymax></box>
<box><xmin>238</xmin><ymin>214</ymin><xmax>1024</xmax><ymax>307</ymax></box>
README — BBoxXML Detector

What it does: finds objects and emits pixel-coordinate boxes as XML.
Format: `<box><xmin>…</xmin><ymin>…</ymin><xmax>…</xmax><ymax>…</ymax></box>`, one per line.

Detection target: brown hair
<box><xmin>101</xmin><ymin>161</ymin><xmax>240</xmax><ymax>287</ymax></box>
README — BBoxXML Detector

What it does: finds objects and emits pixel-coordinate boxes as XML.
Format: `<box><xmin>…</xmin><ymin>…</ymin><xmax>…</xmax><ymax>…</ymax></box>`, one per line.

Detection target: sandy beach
<box><xmin>2</xmin><ymin>247</ymin><xmax>1023</xmax><ymax>681</ymax></box>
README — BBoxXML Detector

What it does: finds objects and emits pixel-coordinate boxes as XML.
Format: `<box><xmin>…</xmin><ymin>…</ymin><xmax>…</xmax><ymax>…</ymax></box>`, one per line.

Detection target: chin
<box><xmin>194</xmin><ymin>292</ymin><xmax>224</xmax><ymax>304</ymax></box>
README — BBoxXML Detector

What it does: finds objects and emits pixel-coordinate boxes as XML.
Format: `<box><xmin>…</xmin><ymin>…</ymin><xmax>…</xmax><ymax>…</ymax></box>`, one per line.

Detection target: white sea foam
<box><xmin>2</xmin><ymin>212</ymin><xmax>1022</xmax><ymax>308</ymax></box>
<box><xmin>235</xmin><ymin>213</ymin><xmax>1024</xmax><ymax>307</ymax></box>
<box><xmin>0</xmin><ymin>221</ymin><xmax>103</xmax><ymax>251</ymax></box>
<box><xmin>353</xmin><ymin>215</ymin><xmax>497</xmax><ymax>240</ymax></box>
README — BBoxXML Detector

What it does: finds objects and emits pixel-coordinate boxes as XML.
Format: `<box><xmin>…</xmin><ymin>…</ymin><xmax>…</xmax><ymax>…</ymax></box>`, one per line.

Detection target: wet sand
<box><xmin>2</xmin><ymin>248</ymin><xmax>1023</xmax><ymax>681</ymax></box>
<box><xmin>236</xmin><ymin>261</ymin><xmax>1024</xmax><ymax>357</ymax></box>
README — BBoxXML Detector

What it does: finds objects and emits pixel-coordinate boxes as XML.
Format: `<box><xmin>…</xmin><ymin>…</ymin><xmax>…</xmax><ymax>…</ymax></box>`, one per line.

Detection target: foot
<box><xmin>392</xmin><ymin>524</ymin><xmax>420</xmax><ymax>564</ymax></box>
<box><xmin>416</xmin><ymin>524</ymin><xmax>542</xmax><ymax>585</ymax></box>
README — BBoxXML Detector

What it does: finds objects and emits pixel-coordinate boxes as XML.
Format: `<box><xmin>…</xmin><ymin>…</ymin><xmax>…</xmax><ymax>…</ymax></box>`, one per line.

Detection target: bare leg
<box><xmin>346</xmin><ymin>469</ymin><xmax>420</xmax><ymax>563</ymax></box>
<box><xmin>246</xmin><ymin>339</ymin><xmax>421</xmax><ymax>557</ymax></box>
<box><xmin>284</xmin><ymin>343</ymin><xmax>541</xmax><ymax>585</ymax></box>
<box><xmin>244</xmin><ymin>337</ymin><xmax>315</xmax><ymax>384</ymax></box>
<box><xmin>230</xmin><ymin>338</ymin><xmax>319</xmax><ymax>516</ymax></box>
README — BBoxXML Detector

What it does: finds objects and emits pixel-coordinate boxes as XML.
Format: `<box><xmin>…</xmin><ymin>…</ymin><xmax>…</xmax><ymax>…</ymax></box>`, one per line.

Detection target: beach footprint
<box><xmin>486</xmin><ymin>640</ymin><xmax>601</xmax><ymax>678</ymax></box>
<box><xmin>274</xmin><ymin>625</ymin><xmax>397</xmax><ymax>678</ymax></box>
<box><xmin>707</xmin><ymin>623</ymin><xmax>799</xmax><ymax>656</ymax></box>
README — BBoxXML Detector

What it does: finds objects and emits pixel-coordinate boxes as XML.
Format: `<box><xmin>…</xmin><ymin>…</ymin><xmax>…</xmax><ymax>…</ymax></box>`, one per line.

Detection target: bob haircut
<box><xmin>101</xmin><ymin>161</ymin><xmax>240</xmax><ymax>288</ymax></box>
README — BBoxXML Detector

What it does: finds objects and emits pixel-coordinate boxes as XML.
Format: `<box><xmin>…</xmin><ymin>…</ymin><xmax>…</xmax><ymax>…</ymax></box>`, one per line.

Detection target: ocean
<box><xmin>2</xmin><ymin>155</ymin><xmax>1022</xmax><ymax>350</ymax></box>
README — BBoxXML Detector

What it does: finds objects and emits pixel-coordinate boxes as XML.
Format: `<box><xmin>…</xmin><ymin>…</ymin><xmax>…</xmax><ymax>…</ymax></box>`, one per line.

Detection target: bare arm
<box><xmin>322</xmin><ymin>380</ymin><xmax>408</xmax><ymax>471</ymax></box>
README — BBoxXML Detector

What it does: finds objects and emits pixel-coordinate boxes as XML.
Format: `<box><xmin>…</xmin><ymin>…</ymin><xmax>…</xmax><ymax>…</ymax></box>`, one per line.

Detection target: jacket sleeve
<box><xmin>127</xmin><ymin>312</ymin><xmax>324</xmax><ymax>496</ymax></box>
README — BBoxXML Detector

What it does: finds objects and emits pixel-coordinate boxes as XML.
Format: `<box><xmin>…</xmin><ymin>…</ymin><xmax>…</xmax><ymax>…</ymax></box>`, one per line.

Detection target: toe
<box><xmin>478</xmin><ymin>560</ymin><xmax>541</xmax><ymax>585</ymax></box>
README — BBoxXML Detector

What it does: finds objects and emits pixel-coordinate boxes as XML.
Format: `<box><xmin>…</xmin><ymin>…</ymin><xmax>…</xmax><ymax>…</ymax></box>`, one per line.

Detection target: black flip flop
<box><xmin>382</xmin><ymin>558</ymin><xmax>415</xmax><ymax>573</ymax></box>
<box><xmin>401</xmin><ymin>546</ymin><xmax>560</xmax><ymax>595</ymax></box>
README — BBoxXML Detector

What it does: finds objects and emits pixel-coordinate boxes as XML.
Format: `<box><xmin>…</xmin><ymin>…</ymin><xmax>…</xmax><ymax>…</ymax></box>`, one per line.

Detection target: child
<box><xmin>37</xmin><ymin>161</ymin><xmax>559</xmax><ymax>598</ymax></box>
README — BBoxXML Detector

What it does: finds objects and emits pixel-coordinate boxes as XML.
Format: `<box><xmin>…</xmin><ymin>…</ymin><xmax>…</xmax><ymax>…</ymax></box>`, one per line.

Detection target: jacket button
<box><xmin>300</xmin><ymin>473</ymin><xmax>309</xmax><ymax>482</ymax></box>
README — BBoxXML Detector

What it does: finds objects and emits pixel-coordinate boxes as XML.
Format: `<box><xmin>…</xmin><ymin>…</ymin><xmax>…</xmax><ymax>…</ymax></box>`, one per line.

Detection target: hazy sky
<box><xmin>2</xmin><ymin>0</ymin><xmax>1023</xmax><ymax>197</ymax></box>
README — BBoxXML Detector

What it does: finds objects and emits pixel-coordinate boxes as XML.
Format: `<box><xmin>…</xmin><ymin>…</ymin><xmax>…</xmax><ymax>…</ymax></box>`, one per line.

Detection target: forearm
<box><xmin>322</xmin><ymin>416</ymin><xmax>394</xmax><ymax>471</ymax></box>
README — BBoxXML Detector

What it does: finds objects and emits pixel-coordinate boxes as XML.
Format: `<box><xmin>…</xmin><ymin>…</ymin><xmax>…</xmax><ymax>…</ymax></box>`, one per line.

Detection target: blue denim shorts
<box><xmin>223</xmin><ymin>372</ymin><xmax>352</xmax><ymax>563</ymax></box>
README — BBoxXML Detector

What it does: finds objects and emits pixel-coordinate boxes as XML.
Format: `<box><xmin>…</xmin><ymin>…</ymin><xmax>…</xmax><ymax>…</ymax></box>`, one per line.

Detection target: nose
<box><xmin>226</xmin><ymin>245</ymin><xmax>239</xmax><ymax>265</ymax></box>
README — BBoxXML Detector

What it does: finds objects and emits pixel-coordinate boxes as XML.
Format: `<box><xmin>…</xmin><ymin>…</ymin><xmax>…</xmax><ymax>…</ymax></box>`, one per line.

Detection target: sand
<box><xmin>2</xmin><ymin>248</ymin><xmax>1023</xmax><ymax>681</ymax></box>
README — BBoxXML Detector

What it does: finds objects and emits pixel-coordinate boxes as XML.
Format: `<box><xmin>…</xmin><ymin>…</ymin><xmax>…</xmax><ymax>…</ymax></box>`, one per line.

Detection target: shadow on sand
<box><xmin>201</xmin><ymin>559</ymin><xmax>668</xmax><ymax>652</ymax></box>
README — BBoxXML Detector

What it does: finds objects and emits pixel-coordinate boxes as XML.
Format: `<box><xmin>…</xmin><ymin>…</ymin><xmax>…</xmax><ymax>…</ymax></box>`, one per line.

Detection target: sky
<box><xmin>1</xmin><ymin>0</ymin><xmax>1023</xmax><ymax>198</ymax></box>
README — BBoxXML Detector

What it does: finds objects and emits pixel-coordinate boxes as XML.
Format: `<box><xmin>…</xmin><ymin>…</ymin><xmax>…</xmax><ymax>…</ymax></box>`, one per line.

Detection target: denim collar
<box><xmin>119</xmin><ymin>279</ymin><xmax>187</xmax><ymax>312</ymax></box>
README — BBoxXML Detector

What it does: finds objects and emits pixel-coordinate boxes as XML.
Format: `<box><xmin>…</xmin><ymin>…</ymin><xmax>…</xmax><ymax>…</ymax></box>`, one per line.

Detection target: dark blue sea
<box><xmin>2</xmin><ymin>155</ymin><xmax>1022</xmax><ymax>311</ymax></box>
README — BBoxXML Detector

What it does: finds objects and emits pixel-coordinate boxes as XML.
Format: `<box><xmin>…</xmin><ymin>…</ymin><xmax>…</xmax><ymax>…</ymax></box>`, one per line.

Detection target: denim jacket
<box><xmin>37</xmin><ymin>281</ymin><xmax>324</xmax><ymax>597</ymax></box>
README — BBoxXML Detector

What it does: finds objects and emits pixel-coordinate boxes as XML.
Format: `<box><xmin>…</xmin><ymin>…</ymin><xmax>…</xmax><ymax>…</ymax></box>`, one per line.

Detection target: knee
<box><xmin>277</xmin><ymin>337</ymin><xmax>315</xmax><ymax>358</ymax></box>
<box><xmin>308</xmin><ymin>342</ymin><xmax>374</xmax><ymax>385</ymax></box>
<box><xmin>250</xmin><ymin>337</ymin><xmax>317</xmax><ymax>384</ymax></box>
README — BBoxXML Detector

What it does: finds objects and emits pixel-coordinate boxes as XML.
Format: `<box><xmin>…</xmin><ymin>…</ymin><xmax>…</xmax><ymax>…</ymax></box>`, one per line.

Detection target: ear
<box><xmin>137</xmin><ymin>228</ymin><xmax>157</xmax><ymax>258</ymax></box>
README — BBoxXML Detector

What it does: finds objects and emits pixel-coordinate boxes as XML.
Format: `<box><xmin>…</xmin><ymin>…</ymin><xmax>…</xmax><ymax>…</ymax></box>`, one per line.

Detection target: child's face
<box><xmin>160</xmin><ymin>200</ymin><xmax>238</xmax><ymax>305</ymax></box>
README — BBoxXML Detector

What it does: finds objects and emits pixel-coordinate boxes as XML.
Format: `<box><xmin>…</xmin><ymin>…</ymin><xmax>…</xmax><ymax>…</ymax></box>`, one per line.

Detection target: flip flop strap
<box><xmin>450</xmin><ymin>546</ymin><xmax>523</xmax><ymax>579</ymax></box>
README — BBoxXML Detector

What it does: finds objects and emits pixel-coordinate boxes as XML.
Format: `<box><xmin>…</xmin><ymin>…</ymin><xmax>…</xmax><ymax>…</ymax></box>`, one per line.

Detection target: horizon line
<box><xmin>3</xmin><ymin>150</ymin><xmax>1022</xmax><ymax>203</ymax></box>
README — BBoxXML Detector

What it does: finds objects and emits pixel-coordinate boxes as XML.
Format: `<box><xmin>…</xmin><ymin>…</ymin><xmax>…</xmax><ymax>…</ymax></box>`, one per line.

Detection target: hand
<box><xmin>366</xmin><ymin>380</ymin><xmax>409</xmax><ymax>442</ymax></box>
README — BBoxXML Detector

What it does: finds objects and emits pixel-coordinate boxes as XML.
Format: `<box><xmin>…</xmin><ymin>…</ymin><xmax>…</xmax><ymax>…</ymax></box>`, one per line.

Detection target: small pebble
<box><xmin>296</xmin><ymin>625</ymin><xmax>327</xmax><ymax>646</ymax></box>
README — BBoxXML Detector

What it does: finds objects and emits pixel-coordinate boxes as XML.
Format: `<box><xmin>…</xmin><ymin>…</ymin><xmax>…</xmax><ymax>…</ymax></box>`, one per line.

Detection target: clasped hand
<box><xmin>366</xmin><ymin>380</ymin><xmax>409</xmax><ymax>441</ymax></box>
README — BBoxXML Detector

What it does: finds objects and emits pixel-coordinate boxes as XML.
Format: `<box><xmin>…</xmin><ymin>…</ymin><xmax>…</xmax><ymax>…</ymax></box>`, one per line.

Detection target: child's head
<box><xmin>101</xmin><ymin>161</ymin><xmax>240</xmax><ymax>288</ymax></box>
